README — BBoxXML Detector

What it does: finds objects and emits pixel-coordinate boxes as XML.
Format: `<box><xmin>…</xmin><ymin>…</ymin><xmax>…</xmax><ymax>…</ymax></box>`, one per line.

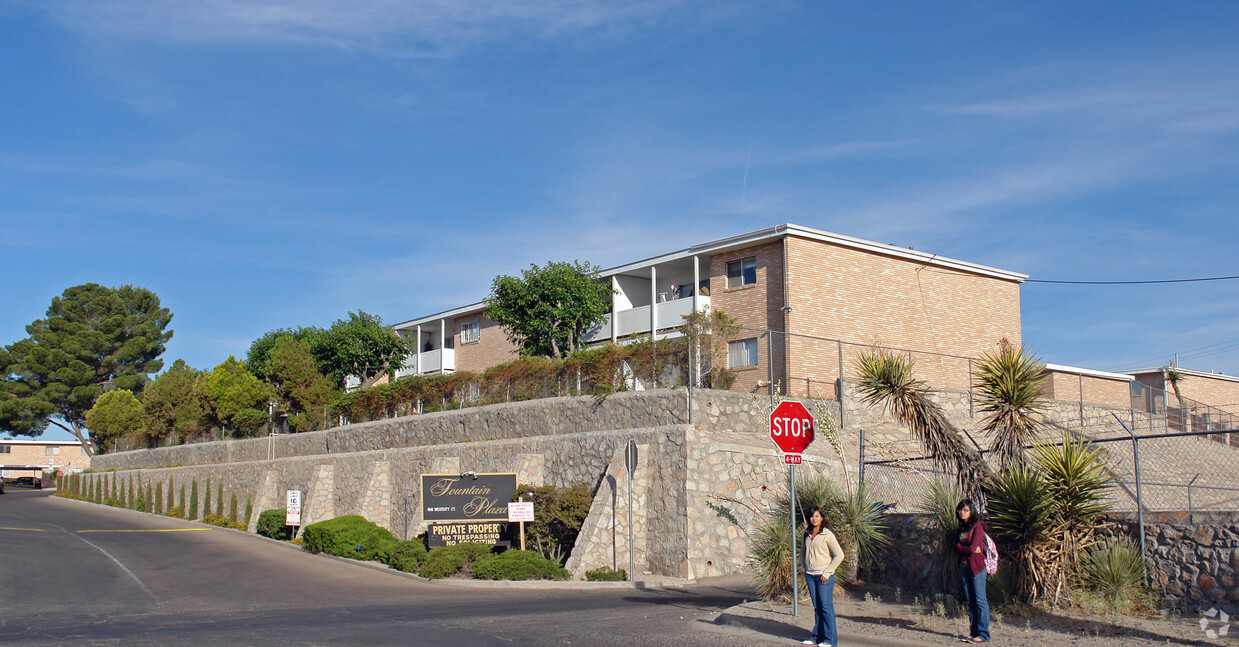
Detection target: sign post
<box><xmin>507</xmin><ymin>498</ymin><xmax>534</xmax><ymax>551</ymax></box>
<box><xmin>770</xmin><ymin>400</ymin><xmax>815</xmax><ymax>617</ymax></box>
<box><xmin>625</xmin><ymin>440</ymin><xmax>638</xmax><ymax>582</ymax></box>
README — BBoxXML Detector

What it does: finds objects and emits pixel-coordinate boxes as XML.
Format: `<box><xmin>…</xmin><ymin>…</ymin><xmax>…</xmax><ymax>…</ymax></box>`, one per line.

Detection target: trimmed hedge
<box><xmin>386</xmin><ymin>539</ymin><xmax>428</xmax><ymax>574</ymax></box>
<box><xmin>472</xmin><ymin>550</ymin><xmax>570</xmax><ymax>581</ymax></box>
<box><xmin>419</xmin><ymin>543</ymin><xmax>494</xmax><ymax>579</ymax></box>
<box><xmin>585</xmin><ymin>566</ymin><xmax>628</xmax><ymax>581</ymax></box>
<box><xmin>302</xmin><ymin>515</ymin><xmax>397</xmax><ymax>563</ymax></box>
<box><xmin>256</xmin><ymin>509</ymin><xmax>294</xmax><ymax>540</ymax></box>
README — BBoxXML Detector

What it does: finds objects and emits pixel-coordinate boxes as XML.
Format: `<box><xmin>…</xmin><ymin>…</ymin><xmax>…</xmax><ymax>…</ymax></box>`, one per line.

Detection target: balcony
<box><xmin>394</xmin><ymin>348</ymin><xmax>456</xmax><ymax>378</ymax></box>
<box><xmin>583</xmin><ymin>296</ymin><xmax>709</xmax><ymax>344</ymax></box>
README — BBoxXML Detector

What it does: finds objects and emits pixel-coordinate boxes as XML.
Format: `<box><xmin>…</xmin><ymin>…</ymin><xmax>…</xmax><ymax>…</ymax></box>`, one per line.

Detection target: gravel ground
<box><xmin>712</xmin><ymin>584</ymin><xmax>1235</xmax><ymax>646</ymax></box>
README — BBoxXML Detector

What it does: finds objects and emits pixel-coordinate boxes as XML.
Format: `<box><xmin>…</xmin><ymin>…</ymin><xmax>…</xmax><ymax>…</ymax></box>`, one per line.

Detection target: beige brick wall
<box><xmin>455</xmin><ymin>315</ymin><xmax>520</xmax><ymax>373</ymax></box>
<box><xmin>782</xmin><ymin>235</ymin><xmax>1022</xmax><ymax>397</ymax></box>
<box><xmin>709</xmin><ymin>242</ymin><xmax>786</xmax><ymax>394</ymax></box>
<box><xmin>1170</xmin><ymin>374</ymin><xmax>1239</xmax><ymax>415</ymax></box>
<box><xmin>1040</xmin><ymin>370</ymin><xmax>1132</xmax><ymax>409</ymax></box>
<box><xmin>1</xmin><ymin>442</ymin><xmax>91</xmax><ymax>476</ymax></box>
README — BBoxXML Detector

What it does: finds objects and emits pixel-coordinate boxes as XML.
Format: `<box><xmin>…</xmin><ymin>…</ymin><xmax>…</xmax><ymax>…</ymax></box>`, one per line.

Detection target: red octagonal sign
<box><xmin>769</xmin><ymin>400</ymin><xmax>815</xmax><ymax>455</ymax></box>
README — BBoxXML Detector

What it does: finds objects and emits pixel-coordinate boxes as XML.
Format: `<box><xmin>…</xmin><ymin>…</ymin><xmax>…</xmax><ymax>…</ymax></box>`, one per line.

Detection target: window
<box><xmin>726</xmin><ymin>257</ymin><xmax>757</xmax><ymax>288</ymax></box>
<box><xmin>45</xmin><ymin>446</ymin><xmax>60</xmax><ymax>455</ymax></box>
<box><xmin>728</xmin><ymin>338</ymin><xmax>759</xmax><ymax>368</ymax></box>
<box><xmin>0</xmin><ymin>445</ymin><xmax>9</xmax><ymax>453</ymax></box>
<box><xmin>461</xmin><ymin>320</ymin><xmax>480</xmax><ymax>344</ymax></box>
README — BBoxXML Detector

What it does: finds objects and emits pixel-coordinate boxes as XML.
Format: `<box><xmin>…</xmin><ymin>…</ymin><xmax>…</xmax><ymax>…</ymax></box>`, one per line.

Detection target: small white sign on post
<box><xmin>286</xmin><ymin>489</ymin><xmax>303</xmax><ymax>527</ymax></box>
<box><xmin>507</xmin><ymin>501</ymin><xmax>534</xmax><ymax>523</ymax></box>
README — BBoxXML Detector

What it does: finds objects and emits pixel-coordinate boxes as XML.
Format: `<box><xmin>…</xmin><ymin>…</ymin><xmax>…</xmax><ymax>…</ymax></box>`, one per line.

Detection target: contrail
<box><xmin>741</xmin><ymin>146</ymin><xmax>752</xmax><ymax>203</ymax></box>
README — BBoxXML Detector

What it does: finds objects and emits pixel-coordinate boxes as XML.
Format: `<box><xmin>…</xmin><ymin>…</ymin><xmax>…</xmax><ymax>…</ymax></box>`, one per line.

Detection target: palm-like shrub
<box><xmin>854</xmin><ymin>348</ymin><xmax>988</xmax><ymax>496</ymax></box>
<box><xmin>973</xmin><ymin>340</ymin><xmax>1046</xmax><ymax>467</ymax></box>
<box><xmin>1033</xmin><ymin>432</ymin><xmax>1115</xmax><ymax>582</ymax></box>
<box><xmin>1079</xmin><ymin>536</ymin><xmax>1148</xmax><ymax>614</ymax></box>
<box><xmin>751</xmin><ymin>472</ymin><xmax>891</xmax><ymax>599</ymax></box>
<box><xmin>986</xmin><ymin>463</ymin><xmax>1057</xmax><ymax>602</ymax></box>
<box><xmin>987</xmin><ymin>432</ymin><xmax>1117</xmax><ymax>604</ymax></box>
<box><xmin>916</xmin><ymin>478</ymin><xmax>966</xmax><ymax>596</ymax></box>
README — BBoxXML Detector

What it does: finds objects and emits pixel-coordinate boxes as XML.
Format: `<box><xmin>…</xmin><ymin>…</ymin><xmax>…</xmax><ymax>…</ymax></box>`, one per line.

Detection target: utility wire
<box><xmin>1027</xmin><ymin>275</ymin><xmax>1239</xmax><ymax>285</ymax></box>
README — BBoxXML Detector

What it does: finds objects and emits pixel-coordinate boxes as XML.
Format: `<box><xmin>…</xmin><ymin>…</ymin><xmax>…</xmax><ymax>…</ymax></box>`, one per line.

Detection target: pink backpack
<box><xmin>983</xmin><ymin>533</ymin><xmax>998</xmax><ymax>575</ymax></box>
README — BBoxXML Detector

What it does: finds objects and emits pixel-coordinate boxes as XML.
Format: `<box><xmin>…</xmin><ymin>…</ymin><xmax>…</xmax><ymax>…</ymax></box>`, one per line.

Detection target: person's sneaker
<box><xmin>801</xmin><ymin>640</ymin><xmax>815</xmax><ymax>645</ymax></box>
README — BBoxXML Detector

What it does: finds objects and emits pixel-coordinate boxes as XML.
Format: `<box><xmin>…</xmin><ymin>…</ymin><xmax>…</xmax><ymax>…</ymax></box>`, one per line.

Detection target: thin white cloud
<box><xmin>34</xmin><ymin>0</ymin><xmax>698</xmax><ymax>53</ymax></box>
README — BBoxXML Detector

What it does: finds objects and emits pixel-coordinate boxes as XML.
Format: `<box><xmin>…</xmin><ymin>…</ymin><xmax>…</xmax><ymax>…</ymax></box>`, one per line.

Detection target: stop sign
<box><xmin>769</xmin><ymin>400</ymin><xmax>815</xmax><ymax>455</ymax></box>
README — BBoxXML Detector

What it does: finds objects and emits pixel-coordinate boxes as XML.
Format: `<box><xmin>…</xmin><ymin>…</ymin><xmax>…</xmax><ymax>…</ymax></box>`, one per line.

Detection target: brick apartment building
<box><xmin>0</xmin><ymin>439</ymin><xmax>91</xmax><ymax>480</ymax></box>
<box><xmin>387</xmin><ymin>223</ymin><xmax>1027</xmax><ymax>397</ymax></box>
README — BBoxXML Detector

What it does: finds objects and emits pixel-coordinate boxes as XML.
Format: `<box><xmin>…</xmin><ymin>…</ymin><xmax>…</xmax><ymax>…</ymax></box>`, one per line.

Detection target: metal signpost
<box><xmin>626</xmin><ymin>439</ymin><xmax>638</xmax><ymax>582</ymax></box>
<box><xmin>770</xmin><ymin>400</ymin><xmax>815</xmax><ymax>617</ymax></box>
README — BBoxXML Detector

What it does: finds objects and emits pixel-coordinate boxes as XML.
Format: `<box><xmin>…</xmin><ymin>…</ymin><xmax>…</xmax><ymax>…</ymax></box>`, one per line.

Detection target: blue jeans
<box><xmin>959</xmin><ymin>566</ymin><xmax>990</xmax><ymax>641</ymax></box>
<box><xmin>804</xmin><ymin>573</ymin><xmax>836</xmax><ymax>646</ymax></box>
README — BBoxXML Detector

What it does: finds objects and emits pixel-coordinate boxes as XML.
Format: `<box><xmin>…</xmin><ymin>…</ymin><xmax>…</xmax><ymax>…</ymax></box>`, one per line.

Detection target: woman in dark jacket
<box><xmin>954</xmin><ymin>499</ymin><xmax>990</xmax><ymax>643</ymax></box>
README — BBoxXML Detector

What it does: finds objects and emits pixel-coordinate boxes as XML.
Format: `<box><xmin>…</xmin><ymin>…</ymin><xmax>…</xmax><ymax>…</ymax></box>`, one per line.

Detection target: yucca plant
<box><xmin>754</xmin><ymin>471</ymin><xmax>891</xmax><ymax>597</ymax></box>
<box><xmin>854</xmin><ymin>348</ymin><xmax>989</xmax><ymax>496</ymax></box>
<box><xmin>973</xmin><ymin>340</ymin><xmax>1047</xmax><ymax>468</ymax></box>
<box><xmin>1079</xmin><ymin>536</ymin><xmax>1147</xmax><ymax>613</ymax></box>
<box><xmin>916</xmin><ymin>478</ymin><xmax>966</xmax><ymax>597</ymax></box>
<box><xmin>985</xmin><ymin>463</ymin><xmax>1059</xmax><ymax>603</ymax></box>
<box><xmin>1033</xmin><ymin>432</ymin><xmax>1116</xmax><ymax>589</ymax></box>
<box><xmin>749</xmin><ymin>517</ymin><xmax>798</xmax><ymax>601</ymax></box>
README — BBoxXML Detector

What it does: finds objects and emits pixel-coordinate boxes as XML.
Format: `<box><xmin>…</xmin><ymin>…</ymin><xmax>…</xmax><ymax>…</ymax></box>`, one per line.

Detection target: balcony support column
<box><xmin>650</xmin><ymin>266</ymin><xmax>657</xmax><ymax>344</ymax></box>
<box><xmin>440</xmin><ymin>320</ymin><xmax>446</xmax><ymax>373</ymax></box>
<box><xmin>611</xmin><ymin>276</ymin><xmax>619</xmax><ymax>343</ymax></box>
<box><xmin>415</xmin><ymin>325</ymin><xmax>422</xmax><ymax>376</ymax></box>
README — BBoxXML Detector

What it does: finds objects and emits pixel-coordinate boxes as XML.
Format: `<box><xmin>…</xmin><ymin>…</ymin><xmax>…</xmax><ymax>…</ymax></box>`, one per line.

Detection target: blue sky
<box><xmin>4</xmin><ymin>2</ymin><xmax>1239</xmax><ymax>439</ymax></box>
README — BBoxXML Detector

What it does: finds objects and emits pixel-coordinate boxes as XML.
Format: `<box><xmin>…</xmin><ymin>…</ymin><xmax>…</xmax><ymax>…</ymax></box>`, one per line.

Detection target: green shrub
<box><xmin>301</xmin><ymin>515</ymin><xmax>397</xmax><ymax>563</ymax></box>
<box><xmin>154</xmin><ymin>482</ymin><xmax>163</xmax><ymax>515</ymax></box>
<box><xmin>189</xmin><ymin>481</ymin><xmax>199</xmax><ymax>519</ymax></box>
<box><xmin>585</xmin><ymin>566</ymin><xmax>627</xmax><ymax>581</ymax></box>
<box><xmin>256</xmin><ymin>509</ymin><xmax>294</xmax><ymax>540</ymax></box>
<box><xmin>166</xmin><ymin>505</ymin><xmax>182</xmax><ymax>518</ymax></box>
<box><xmin>244</xmin><ymin>499</ymin><xmax>253</xmax><ymax>526</ymax></box>
<box><xmin>387</xmin><ymin>539</ymin><xmax>428</xmax><ymax>573</ymax></box>
<box><xmin>178</xmin><ymin>484</ymin><xmax>187</xmax><ymax>518</ymax></box>
<box><xmin>203</xmin><ymin>513</ymin><xmax>246</xmax><ymax>530</ymax></box>
<box><xmin>229</xmin><ymin>493</ymin><xmax>238</xmax><ymax>523</ymax></box>
<box><xmin>419</xmin><ymin>546</ymin><xmax>471</xmax><ymax>579</ymax></box>
<box><xmin>473</xmin><ymin>550</ymin><xmax>570</xmax><ymax>581</ymax></box>
<box><xmin>203</xmin><ymin>480</ymin><xmax>212</xmax><ymax>518</ymax></box>
<box><xmin>513</xmin><ymin>483</ymin><xmax>593</xmax><ymax>564</ymax></box>
<box><xmin>1078</xmin><ymin>536</ymin><xmax>1150</xmax><ymax>614</ymax></box>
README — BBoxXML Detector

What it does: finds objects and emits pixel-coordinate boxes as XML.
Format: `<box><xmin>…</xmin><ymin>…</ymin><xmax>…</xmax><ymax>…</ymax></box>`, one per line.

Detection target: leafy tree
<box><xmin>245</xmin><ymin>327</ymin><xmax>323</xmax><ymax>381</ymax></box>
<box><xmin>203</xmin><ymin>356</ymin><xmax>272</xmax><ymax>437</ymax></box>
<box><xmin>311</xmin><ymin>311</ymin><xmax>409</xmax><ymax>387</ymax></box>
<box><xmin>84</xmin><ymin>389</ymin><xmax>145</xmax><ymax>454</ymax></box>
<box><xmin>1</xmin><ymin>283</ymin><xmax>173</xmax><ymax>453</ymax></box>
<box><xmin>266</xmin><ymin>336</ymin><xmax>338</xmax><ymax>432</ymax></box>
<box><xmin>142</xmin><ymin>359</ymin><xmax>210</xmax><ymax>446</ymax></box>
<box><xmin>484</xmin><ymin>261</ymin><xmax>613</xmax><ymax>359</ymax></box>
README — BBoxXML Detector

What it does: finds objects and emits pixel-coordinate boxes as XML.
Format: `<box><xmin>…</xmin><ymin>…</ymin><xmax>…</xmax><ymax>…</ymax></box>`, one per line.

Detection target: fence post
<box><xmin>1188</xmin><ymin>474</ymin><xmax>1199</xmax><ymax>516</ymax></box>
<box><xmin>858</xmin><ymin>429</ymin><xmax>866</xmax><ymax>492</ymax></box>
<box><xmin>837</xmin><ymin>341</ymin><xmax>845</xmax><ymax>436</ymax></box>
<box><xmin>1113</xmin><ymin>413</ymin><xmax>1148</xmax><ymax>586</ymax></box>
<box><xmin>968</xmin><ymin>357</ymin><xmax>974</xmax><ymax>418</ymax></box>
<box><xmin>767</xmin><ymin>333</ymin><xmax>775</xmax><ymax>398</ymax></box>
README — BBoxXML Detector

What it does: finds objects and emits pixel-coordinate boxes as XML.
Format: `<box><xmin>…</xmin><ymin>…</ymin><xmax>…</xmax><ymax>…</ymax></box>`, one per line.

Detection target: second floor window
<box><xmin>0</xmin><ymin>445</ymin><xmax>10</xmax><ymax>454</ymax></box>
<box><xmin>461</xmin><ymin>320</ymin><xmax>480</xmax><ymax>344</ymax></box>
<box><xmin>45</xmin><ymin>446</ymin><xmax>60</xmax><ymax>455</ymax></box>
<box><xmin>727</xmin><ymin>257</ymin><xmax>757</xmax><ymax>288</ymax></box>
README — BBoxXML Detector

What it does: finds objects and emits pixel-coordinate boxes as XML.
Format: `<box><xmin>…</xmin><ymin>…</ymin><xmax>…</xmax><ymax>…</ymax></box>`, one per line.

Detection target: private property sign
<box><xmin>770</xmin><ymin>400</ymin><xmax>815</xmax><ymax>456</ymax></box>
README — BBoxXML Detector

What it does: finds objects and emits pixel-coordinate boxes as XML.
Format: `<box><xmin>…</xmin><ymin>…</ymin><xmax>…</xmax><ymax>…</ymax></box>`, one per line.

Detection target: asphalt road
<box><xmin>0</xmin><ymin>489</ymin><xmax>784</xmax><ymax>646</ymax></box>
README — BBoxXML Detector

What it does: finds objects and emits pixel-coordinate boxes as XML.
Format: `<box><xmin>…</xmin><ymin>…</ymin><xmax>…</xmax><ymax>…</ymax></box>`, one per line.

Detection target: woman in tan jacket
<box><xmin>801</xmin><ymin>505</ymin><xmax>846</xmax><ymax>647</ymax></box>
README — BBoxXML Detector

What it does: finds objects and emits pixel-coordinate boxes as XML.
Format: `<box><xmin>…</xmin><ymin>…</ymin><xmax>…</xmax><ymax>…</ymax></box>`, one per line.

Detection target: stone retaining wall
<box><xmin>1115</xmin><ymin>511</ymin><xmax>1239</xmax><ymax>614</ymax></box>
<box><xmin>92</xmin><ymin>390</ymin><xmax>699</xmax><ymax>470</ymax></box>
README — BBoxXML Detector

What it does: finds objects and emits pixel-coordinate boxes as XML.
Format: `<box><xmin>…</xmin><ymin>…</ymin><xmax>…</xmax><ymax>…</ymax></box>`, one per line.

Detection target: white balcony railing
<box><xmin>394</xmin><ymin>348</ymin><xmax>455</xmax><ymax>378</ymax></box>
<box><xmin>583</xmin><ymin>296</ymin><xmax>709</xmax><ymax>343</ymax></box>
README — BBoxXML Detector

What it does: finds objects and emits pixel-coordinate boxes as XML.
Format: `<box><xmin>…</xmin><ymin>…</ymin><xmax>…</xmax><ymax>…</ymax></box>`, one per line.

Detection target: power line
<box><xmin>1027</xmin><ymin>275</ymin><xmax>1239</xmax><ymax>285</ymax></box>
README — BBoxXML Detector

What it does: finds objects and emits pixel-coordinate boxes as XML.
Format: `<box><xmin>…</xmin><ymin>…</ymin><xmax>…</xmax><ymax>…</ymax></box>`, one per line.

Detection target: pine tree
<box><xmin>167</xmin><ymin>479</ymin><xmax>176</xmax><ymax>513</ymax></box>
<box><xmin>179</xmin><ymin>484</ymin><xmax>186</xmax><ymax>517</ymax></box>
<box><xmin>244</xmin><ymin>498</ymin><xmax>253</xmax><ymax>527</ymax></box>
<box><xmin>189</xmin><ymin>480</ymin><xmax>199</xmax><ymax>519</ymax></box>
<box><xmin>154</xmin><ymin>481</ymin><xmax>163</xmax><ymax>514</ymax></box>
<box><xmin>229</xmin><ymin>493</ymin><xmax>238</xmax><ymax>523</ymax></box>
<box><xmin>203</xmin><ymin>480</ymin><xmax>212</xmax><ymax>518</ymax></box>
